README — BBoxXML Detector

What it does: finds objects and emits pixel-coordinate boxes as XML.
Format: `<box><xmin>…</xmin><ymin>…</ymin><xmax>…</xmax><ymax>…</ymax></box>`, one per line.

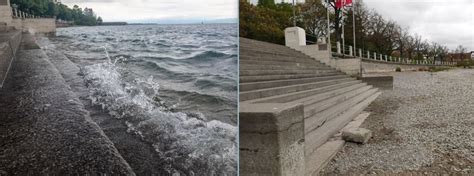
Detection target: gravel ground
<box><xmin>321</xmin><ymin>68</ymin><xmax>474</xmax><ymax>175</ymax></box>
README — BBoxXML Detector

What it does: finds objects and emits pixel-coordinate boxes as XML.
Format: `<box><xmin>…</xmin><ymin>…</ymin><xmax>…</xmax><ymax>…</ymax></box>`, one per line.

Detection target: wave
<box><xmin>182</xmin><ymin>51</ymin><xmax>236</xmax><ymax>63</ymax></box>
<box><xmin>81</xmin><ymin>57</ymin><xmax>237</xmax><ymax>175</ymax></box>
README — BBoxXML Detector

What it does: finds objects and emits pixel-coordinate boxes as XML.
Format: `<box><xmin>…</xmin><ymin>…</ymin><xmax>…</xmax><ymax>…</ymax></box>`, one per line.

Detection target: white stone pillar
<box><xmin>380</xmin><ymin>54</ymin><xmax>383</xmax><ymax>60</ymax></box>
<box><xmin>348</xmin><ymin>46</ymin><xmax>353</xmax><ymax>56</ymax></box>
<box><xmin>367</xmin><ymin>51</ymin><xmax>370</xmax><ymax>59</ymax></box>
<box><xmin>284</xmin><ymin>27</ymin><xmax>306</xmax><ymax>49</ymax></box>
<box><xmin>359</xmin><ymin>49</ymin><xmax>362</xmax><ymax>57</ymax></box>
<box><xmin>373</xmin><ymin>52</ymin><xmax>377</xmax><ymax>60</ymax></box>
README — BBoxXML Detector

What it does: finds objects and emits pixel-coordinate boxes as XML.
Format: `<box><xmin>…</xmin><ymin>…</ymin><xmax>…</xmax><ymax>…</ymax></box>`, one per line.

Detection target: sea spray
<box><xmin>82</xmin><ymin>49</ymin><xmax>237</xmax><ymax>175</ymax></box>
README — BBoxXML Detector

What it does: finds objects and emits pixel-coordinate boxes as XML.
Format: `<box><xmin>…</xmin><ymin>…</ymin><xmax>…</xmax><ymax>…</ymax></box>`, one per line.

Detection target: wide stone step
<box><xmin>304</xmin><ymin>87</ymin><xmax>376</xmax><ymax>135</ymax></box>
<box><xmin>0</xmin><ymin>44</ymin><xmax>134</xmax><ymax>174</ymax></box>
<box><xmin>240</xmin><ymin>38</ymin><xmax>303</xmax><ymax>52</ymax></box>
<box><xmin>304</xmin><ymin>89</ymin><xmax>380</xmax><ymax>156</ymax></box>
<box><xmin>249</xmin><ymin>80</ymin><xmax>362</xmax><ymax>103</ymax></box>
<box><xmin>239</xmin><ymin>75</ymin><xmax>349</xmax><ymax>92</ymax></box>
<box><xmin>240</xmin><ymin>69</ymin><xmax>337</xmax><ymax>76</ymax></box>
<box><xmin>240</xmin><ymin>59</ymin><xmax>325</xmax><ymax>67</ymax></box>
<box><xmin>240</xmin><ymin>54</ymin><xmax>319</xmax><ymax>65</ymax></box>
<box><xmin>239</xmin><ymin>64</ymin><xmax>331</xmax><ymax>71</ymax></box>
<box><xmin>240</xmin><ymin>41</ymin><xmax>310</xmax><ymax>56</ymax></box>
<box><xmin>303</xmin><ymin>85</ymin><xmax>373</xmax><ymax>117</ymax></box>
<box><xmin>240</xmin><ymin>47</ymin><xmax>316</xmax><ymax>61</ymax></box>
<box><xmin>240</xmin><ymin>72</ymin><xmax>343</xmax><ymax>83</ymax></box>
<box><xmin>240</xmin><ymin>78</ymin><xmax>355</xmax><ymax>101</ymax></box>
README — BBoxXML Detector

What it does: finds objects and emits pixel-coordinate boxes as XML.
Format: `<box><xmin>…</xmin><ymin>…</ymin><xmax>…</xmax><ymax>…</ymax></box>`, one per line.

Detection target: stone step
<box><xmin>240</xmin><ymin>38</ymin><xmax>303</xmax><ymax>52</ymax></box>
<box><xmin>239</xmin><ymin>64</ymin><xmax>332</xmax><ymax>71</ymax></box>
<box><xmin>304</xmin><ymin>87</ymin><xmax>377</xmax><ymax>135</ymax></box>
<box><xmin>239</xmin><ymin>75</ymin><xmax>349</xmax><ymax>92</ymax></box>
<box><xmin>0</xmin><ymin>37</ymin><xmax>135</xmax><ymax>174</ymax></box>
<box><xmin>240</xmin><ymin>59</ymin><xmax>324</xmax><ymax>67</ymax></box>
<box><xmin>240</xmin><ymin>71</ymin><xmax>344</xmax><ymax>83</ymax></box>
<box><xmin>240</xmin><ymin>78</ymin><xmax>356</xmax><ymax>101</ymax></box>
<box><xmin>249</xmin><ymin>80</ymin><xmax>362</xmax><ymax>103</ymax></box>
<box><xmin>305</xmin><ymin>112</ymin><xmax>371</xmax><ymax>176</ymax></box>
<box><xmin>305</xmin><ymin>139</ymin><xmax>345</xmax><ymax>176</ymax></box>
<box><xmin>240</xmin><ymin>69</ymin><xmax>338</xmax><ymax>76</ymax></box>
<box><xmin>304</xmin><ymin>90</ymin><xmax>381</xmax><ymax>156</ymax></box>
<box><xmin>240</xmin><ymin>41</ymin><xmax>311</xmax><ymax>58</ymax></box>
<box><xmin>240</xmin><ymin>51</ymin><xmax>317</xmax><ymax>63</ymax></box>
<box><xmin>303</xmin><ymin>85</ymin><xmax>373</xmax><ymax>117</ymax></box>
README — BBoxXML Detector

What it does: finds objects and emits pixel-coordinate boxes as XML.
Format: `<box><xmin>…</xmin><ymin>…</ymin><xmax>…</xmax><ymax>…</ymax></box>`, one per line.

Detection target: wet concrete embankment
<box><xmin>0</xmin><ymin>32</ymin><xmax>135</xmax><ymax>175</ymax></box>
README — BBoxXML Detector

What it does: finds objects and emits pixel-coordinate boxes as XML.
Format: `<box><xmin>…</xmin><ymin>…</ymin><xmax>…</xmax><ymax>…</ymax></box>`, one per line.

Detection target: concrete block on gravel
<box><xmin>342</xmin><ymin>128</ymin><xmax>372</xmax><ymax>144</ymax></box>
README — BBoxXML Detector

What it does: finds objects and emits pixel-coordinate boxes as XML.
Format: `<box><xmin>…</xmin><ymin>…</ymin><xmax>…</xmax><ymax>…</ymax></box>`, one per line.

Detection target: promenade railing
<box><xmin>305</xmin><ymin>33</ymin><xmax>456</xmax><ymax>66</ymax></box>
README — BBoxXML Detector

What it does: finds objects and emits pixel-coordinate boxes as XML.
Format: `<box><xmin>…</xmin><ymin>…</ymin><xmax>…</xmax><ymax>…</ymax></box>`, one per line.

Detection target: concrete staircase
<box><xmin>240</xmin><ymin>38</ymin><xmax>381</xmax><ymax>176</ymax></box>
<box><xmin>0</xmin><ymin>32</ymin><xmax>136</xmax><ymax>175</ymax></box>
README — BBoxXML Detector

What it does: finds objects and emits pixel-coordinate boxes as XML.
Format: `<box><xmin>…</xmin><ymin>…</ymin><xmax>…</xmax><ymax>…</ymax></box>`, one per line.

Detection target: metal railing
<box><xmin>331</xmin><ymin>41</ymin><xmax>456</xmax><ymax>66</ymax></box>
<box><xmin>11</xmin><ymin>6</ymin><xmax>47</xmax><ymax>19</ymax></box>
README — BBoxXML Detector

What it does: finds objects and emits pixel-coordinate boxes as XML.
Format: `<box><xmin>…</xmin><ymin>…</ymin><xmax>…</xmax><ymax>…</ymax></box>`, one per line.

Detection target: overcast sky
<box><xmin>363</xmin><ymin>0</ymin><xmax>473</xmax><ymax>51</ymax></box>
<box><xmin>60</xmin><ymin>0</ymin><xmax>238</xmax><ymax>23</ymax></box>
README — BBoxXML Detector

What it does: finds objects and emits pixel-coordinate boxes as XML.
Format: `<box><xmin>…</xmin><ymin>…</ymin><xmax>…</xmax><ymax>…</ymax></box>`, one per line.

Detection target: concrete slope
<box><xmin>0</xmin><ymin>34</ymin><xmax>135</xmax><ymax>175</ymax></box>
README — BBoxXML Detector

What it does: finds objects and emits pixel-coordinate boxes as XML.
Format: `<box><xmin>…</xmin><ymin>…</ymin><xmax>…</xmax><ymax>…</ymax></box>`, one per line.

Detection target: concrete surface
<box><xmin>240</xmin><ymin>38</ymin><xmax>381</xmax><ymax>176</ymax></box>
<box><xmin>0</xmin><ymin>30</ymin><xmax>21</xmax><ymax>88</ymax></box>
<box><xmin>240</xmin><ymin>102</ymin><xmax>305</xmax><ymax>176</ymax></box>
<box><xmin>0</xmin><ymin>34</ymin><xmax>134</xmax><ymax>175</ymax></box>
<box><xmin>11</xmin><ymin>18</ymin><xmax>56</xmax><ymax>35</ymax></box>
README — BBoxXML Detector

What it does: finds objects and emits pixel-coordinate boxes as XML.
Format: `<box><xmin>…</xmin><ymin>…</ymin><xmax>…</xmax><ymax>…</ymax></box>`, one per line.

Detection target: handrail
<box><xmin>330</xmin><ymin>41</ymin><xmax>456</xmax><ymax>66</ymax></box>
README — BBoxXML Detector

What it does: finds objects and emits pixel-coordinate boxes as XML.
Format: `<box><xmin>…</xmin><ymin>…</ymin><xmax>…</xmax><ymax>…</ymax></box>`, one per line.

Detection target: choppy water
<box><xmin>47</xmin><ymin>24</ymin><xmax>238</xmax><ymax>175</ymax></box>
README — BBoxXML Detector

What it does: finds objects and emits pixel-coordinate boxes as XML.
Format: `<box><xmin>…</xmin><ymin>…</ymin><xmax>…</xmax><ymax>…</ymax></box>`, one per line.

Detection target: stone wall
<box><xmin>11</xmin><ymin>18</ymin><xmax>56</xmax><ymax>35</ymax></box>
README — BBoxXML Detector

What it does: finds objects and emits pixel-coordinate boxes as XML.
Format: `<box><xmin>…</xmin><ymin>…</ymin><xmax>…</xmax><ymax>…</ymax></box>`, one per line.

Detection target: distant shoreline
<box><xmin>58</xmin><ymin>23</ymin><xmax>238</xmax><ymax>28</ymax></box>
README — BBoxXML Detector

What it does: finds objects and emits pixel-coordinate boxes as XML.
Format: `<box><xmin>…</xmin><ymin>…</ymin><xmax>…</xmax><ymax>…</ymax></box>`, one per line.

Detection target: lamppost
<box><xmin>292</xmin><ymin>0</ymin><xmax>296</xmax><ymax>27</ymax></box>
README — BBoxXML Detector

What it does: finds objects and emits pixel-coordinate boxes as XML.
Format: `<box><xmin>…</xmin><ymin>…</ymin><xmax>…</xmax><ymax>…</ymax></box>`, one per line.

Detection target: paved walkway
<box><xmin>322</xmin><ymin>69</ymin><xmax>474</xmax><ymax>175</ymax></box>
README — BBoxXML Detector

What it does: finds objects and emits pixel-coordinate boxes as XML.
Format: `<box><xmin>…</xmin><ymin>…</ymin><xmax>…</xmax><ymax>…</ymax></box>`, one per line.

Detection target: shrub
<box><xmin>395</xmin><ymin>67</ymin><xmax>401</xmax><ymax>72</ymax></box>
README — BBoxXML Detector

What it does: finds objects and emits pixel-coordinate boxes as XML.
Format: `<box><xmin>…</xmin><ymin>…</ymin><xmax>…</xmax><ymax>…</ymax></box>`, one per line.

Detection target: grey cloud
<box><xmin>364</xmin><ymin>0</ymin><xmax>474</xmax><ymax>51</ymax></box>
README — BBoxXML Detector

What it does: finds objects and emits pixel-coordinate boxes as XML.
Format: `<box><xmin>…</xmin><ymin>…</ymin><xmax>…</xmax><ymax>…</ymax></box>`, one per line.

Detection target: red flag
<box><xmin>336</xmin><ymin>0</ymin><xmax>353</xmax><ymax>9</ymax></box>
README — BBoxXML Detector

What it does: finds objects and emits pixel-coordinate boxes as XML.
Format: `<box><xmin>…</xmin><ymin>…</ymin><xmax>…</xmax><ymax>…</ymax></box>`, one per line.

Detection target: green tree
<box><xmin>97</xmin><ymin>16</ymin><xmax>103</xmax><ymax>25</ymax></box>
<box><xmin>11</xmin><ymin>0</ymin><xmax>101</xmax><ymax>26</ymax></box>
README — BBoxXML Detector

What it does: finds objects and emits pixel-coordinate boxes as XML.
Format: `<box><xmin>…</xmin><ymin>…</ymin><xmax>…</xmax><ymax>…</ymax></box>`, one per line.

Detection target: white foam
<box><xmin>82</xmin><ymin>50</ymin><xmax>237</xmax><ymax>175</ymax></box>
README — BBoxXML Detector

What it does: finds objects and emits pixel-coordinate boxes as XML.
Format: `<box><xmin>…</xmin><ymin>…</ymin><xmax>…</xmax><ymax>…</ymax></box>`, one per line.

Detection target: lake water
<box><xmin>45</xmin><ymin>24</ymin><xmax>238</xmax><ymax>175</ymax></box>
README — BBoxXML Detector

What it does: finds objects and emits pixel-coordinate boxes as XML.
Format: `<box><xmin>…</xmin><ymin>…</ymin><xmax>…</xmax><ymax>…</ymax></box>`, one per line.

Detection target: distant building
<box><xmin>471</xmin><ymin>51</ymin><xmax>474</xmax><ymax>59</ymax></box>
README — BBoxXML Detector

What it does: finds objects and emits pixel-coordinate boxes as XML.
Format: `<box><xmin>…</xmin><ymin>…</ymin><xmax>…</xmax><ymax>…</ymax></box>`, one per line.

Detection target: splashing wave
<box><xmin>82</xmin><ymin>54</ymin><xmax>237</xmax><ymax>175</ymax></box>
